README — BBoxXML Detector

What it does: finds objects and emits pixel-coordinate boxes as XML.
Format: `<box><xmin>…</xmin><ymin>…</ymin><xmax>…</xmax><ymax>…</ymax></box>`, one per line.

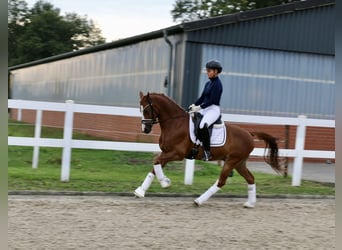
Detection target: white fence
<box><xmin>8</xmin><ymin>99</ymin><xmax>335</xmax><ymax>186</ymax></box>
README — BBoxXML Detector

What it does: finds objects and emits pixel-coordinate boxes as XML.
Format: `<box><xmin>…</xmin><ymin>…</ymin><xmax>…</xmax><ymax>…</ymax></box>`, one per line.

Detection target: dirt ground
<box><xmin>8</xmin><ymin>195</ymin><xmax>335</xmax><ymax>250</ymax></box>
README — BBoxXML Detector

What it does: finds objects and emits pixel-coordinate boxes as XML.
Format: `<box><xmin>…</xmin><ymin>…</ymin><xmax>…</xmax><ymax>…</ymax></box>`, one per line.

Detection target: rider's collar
<box><xmin>209</xmin><ymin>76</ymin><xmax>219</xmax><ymax>81</ymax></box>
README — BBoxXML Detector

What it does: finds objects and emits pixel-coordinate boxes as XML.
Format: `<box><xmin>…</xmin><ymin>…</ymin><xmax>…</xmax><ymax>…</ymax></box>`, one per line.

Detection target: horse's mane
<box><xmin>149</xmin><ymin>92</ymin><xmax>186</xmax><ymax>113</ymax></box>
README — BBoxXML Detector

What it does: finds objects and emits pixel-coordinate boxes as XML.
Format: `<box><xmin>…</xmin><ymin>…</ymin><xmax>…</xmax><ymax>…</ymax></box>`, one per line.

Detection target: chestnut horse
<box><xmin>134</xmin><ymin>92</ymin><xmax>283</xmax><ymax>207</ymax></box>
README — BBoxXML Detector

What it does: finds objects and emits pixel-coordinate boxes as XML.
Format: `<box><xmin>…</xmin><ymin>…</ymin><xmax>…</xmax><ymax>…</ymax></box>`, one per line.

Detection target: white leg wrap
<box><xmin>154</xmin><ymin>164</ymin><xmax>165</xmax><ymax>180</ymax></box>
<box><xmin>154</xmin><ymin>164</ymin><xmax>171</xmax><ymax>188</ymax></box>
<box><xmin>194</xmin><ymin>180</ymin><xmax>220</xmax><ymax>206</ymax></box>
<box><xmin>134</xmin><ymin>172</ymin><xmax>154</xmax><ymax>198</ymax></box>
<box><xmin>243</xmin><ymin>184</ymin><xmax>256</xmax><ymax>208</ymax></box>
<box><xmin>141</xmin><ymin>172</ymin><xmax>155</xmax><ymax>190</ymax></box>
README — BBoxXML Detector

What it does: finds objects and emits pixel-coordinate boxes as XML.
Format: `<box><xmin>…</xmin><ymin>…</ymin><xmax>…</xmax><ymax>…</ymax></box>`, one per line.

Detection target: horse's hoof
<box><xmin>243</xmin><ymin>202</ymin><xmax>255</xmax><ymax>208</ymax></box>
<box><xmin>193</xmin><ymin>199</ymin><xmax>201</xmax><ymax>206</ymax></box>
<box><xmin>134</xmin><ymin>187</ymin><xmax>145</xmax><ymax>198</ymax></box>
<box><xmin>160</xmin><ymin>177</ymin><xmax>171</xmax><ymax>188</ymax></box>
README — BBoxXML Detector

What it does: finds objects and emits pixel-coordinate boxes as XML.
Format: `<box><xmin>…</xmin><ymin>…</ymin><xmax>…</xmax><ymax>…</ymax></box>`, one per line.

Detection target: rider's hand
<box><xmin>188</xmin><ymin>104</ymin><xmax>195</xmax><ymax>110</ymax></box>
<box><xmin>190</xmin><ymin>105</ymin><xmax>201</xmax><ymax>112</ymax></box>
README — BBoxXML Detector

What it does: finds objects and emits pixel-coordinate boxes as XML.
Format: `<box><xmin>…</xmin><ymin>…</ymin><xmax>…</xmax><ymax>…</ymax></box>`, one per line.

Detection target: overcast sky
<box><xmin>25</xmin><ymin>0</ymin><xmax>177</xmax><ymax>42</ymax></box>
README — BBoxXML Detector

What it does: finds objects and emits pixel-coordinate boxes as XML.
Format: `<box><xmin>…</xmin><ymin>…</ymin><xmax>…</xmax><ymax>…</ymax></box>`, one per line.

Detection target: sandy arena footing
<box><xmin>8</xmin><ymin>195</ymin><xmax>335</xmax><ymax>250</ymax></box>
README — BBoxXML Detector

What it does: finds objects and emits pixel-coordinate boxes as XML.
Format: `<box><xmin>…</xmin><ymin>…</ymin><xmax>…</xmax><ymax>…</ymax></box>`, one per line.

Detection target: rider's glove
<box><xmin>188</xmin><ymin>104</ymin><xmax>196</xmax><ymax>111</ymax></box>
<box><xmin>190</xmin><ymin>105</ymin><xmax>201</xmax><ymax>112</ymax></box>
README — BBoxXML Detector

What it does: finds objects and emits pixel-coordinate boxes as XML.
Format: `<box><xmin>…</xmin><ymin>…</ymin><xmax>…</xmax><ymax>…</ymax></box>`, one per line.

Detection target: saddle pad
<box><xmin>189</xmin><ymin>116</ymin><xmax>227</xmax><ymax>147</ymax></box>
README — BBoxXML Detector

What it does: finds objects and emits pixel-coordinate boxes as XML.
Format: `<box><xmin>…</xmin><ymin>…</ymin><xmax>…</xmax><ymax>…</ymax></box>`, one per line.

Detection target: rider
<box><xmin>188</xmin><ymin>60</ymin><xmax>223</xmax><ymax>161</ymax></box>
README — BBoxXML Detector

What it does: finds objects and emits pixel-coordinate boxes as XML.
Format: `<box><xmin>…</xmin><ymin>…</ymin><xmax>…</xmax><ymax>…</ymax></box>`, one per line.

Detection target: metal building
<box><xmin>9</xmin><ymin>0</ymin><xmax>335</xmax><ymax>119</ymax></box>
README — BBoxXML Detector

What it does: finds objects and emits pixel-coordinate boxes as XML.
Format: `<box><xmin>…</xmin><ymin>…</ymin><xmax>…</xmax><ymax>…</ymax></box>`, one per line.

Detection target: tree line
<box><xmin>171</xmin><ymin>0</ymin><xmax>299</xmax><ymax>22</ymax></box>
<box><xmin>8</xmin><ymin>0</ymin><xmax>106</xmax><ymax>66</ymax></box>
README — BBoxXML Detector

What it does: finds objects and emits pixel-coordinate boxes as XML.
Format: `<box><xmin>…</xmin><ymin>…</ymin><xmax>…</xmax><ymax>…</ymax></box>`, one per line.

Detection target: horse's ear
<box><xmin>139</xmin><ymin>91</ymin><xmax>144</xmax><ymax>99</ymax></box>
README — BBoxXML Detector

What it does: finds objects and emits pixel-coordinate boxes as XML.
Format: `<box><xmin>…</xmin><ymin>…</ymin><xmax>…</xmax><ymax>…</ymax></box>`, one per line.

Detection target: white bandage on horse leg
<box><xmin>134</xmin><ymin>172</ymin><xmax>155</xmax><ymax>198</ymax></box>
<box><xmin>141</xmin><ymin>172</ymin><xmax>155</xmax><ymax>191</ymax></box>
<box><xmin>154</xmin><ymin>164</ymin><xmax>165</xmax><ymax>180</ymax></box>
<box><xmin>248</xmin><ymin>183</ymin><xmax>256</xmax><ymax>204</ymax></box>
<box><xmin>154</xmin><ymin>164</ymin><xmax>171</xmax><ymax>188</ymax></box>
<box><xmin>194</xmin><ymin>180</ymin><xmax>220</xmax><ymax>205</ymax></box>
<box><xmin>244</xmin><ymin>184</ymin><xmax>256</xmax><ymax>208</ymax></box>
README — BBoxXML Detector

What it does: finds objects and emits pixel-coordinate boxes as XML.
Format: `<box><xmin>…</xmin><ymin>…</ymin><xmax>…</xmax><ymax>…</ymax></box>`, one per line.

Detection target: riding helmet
<box><xmin>206</xmin><ymin>60</ymin><xmax>222</xmax><ymax>73</ymax></box>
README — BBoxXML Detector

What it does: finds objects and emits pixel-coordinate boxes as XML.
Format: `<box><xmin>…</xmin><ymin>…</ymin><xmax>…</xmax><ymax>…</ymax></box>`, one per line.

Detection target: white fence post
<box><xmin>292</xmin><ymin>115</ymin><xmax>307</xmax><ymax>186</ymax></box>
<box><xmin>32</xmin><ymin>109</ymin><xmax>42</xmax><ymax>168</ymax></box>
<box><xmin>61</xmin><ymin>100</ymin><xmax>74</xmax><ymax>182</ymax></box>
<box><xmin>17</xmin><ymin>108</ymin><xmax>22</xmax><ymax>121</ymax></box>
<box><xmin>17</xmin><ymin>100</ymin><xmax>22</xmax><ymax>122</ymax></box>
<box><xmin>184</xmin><ymin>159</ymin><xmax>195</xmax><ymax>185</ymax></box>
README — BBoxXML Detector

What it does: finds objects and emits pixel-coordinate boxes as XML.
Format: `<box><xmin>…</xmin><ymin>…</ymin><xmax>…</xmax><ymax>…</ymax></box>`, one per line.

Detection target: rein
<box><xmin>141</xmin><ymin>95</ymin><xmax>188</xmax><ymax>126</ymax></box>
<box><xmin>157</xmin><ymin>113</ymin><xmax>188</xmax><ymax>124</ymax></box>
<box><xmin>142</xmin><ymin>103</ymin><xmax>188</xmax><ymax>124</ymax></box>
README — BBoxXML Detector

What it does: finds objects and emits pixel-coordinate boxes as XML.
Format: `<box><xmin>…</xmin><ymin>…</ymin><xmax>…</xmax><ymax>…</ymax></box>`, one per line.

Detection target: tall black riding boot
<box><xmin>200</xmin><ymin>125</ymin><xmax>212</xmax><ymax>161</ymax></box>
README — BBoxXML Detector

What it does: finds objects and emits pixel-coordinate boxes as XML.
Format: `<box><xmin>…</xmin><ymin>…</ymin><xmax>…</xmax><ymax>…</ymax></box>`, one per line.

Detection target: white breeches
<box><xmin>199</xmin><ymin>105</ymin><xmax>220</xmax><ymax>128</ymax></box>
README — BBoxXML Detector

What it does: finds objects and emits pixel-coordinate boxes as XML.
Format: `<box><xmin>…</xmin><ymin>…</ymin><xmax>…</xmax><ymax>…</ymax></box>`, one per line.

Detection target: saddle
<box><xmin>186</xmin><ymin>112</ymin><xmax>224</xmax><ymax>159</ymax></box>
<box><xmin>192</xmin><ymin>112</ymin><xmax>223</xmax><ymax>141</ymax></box>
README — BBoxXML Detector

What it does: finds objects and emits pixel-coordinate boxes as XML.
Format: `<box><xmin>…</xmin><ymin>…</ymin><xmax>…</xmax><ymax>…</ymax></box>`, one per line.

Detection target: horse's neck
<box><xmin>154</xmin><ymin>95</ymin><xmax>190</xmax><ymax>146</ymax></box>
<box><xmin>154</xmin><ymin>95</ymin><xmax>187</xmax><ymax>123</ymax></box>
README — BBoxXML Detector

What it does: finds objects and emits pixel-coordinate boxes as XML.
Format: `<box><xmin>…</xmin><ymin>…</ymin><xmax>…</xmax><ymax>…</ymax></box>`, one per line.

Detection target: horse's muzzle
<box><xmin>142</xmin><ymin>119</ymin><xmax>153</xmax><ymax>134</ymax></box>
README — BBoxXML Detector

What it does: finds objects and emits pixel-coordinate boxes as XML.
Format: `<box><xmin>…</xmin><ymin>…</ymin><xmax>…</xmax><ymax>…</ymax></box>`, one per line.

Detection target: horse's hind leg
<box><xmin>235</xmin><ymin>162</ymin><xmax>257</xmax><ymax>208</ymax></box>
<box><xmin>194</xmin><ymin>157</ymin><xmax>240</xmax><ymax>206</ymax></box>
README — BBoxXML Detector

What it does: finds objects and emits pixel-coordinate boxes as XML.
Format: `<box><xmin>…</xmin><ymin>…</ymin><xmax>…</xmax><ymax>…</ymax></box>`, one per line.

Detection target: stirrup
<box><xmin>202</xmin><ymin>150</ymin><xmax>212</xmax><ymax>161</ymax></box>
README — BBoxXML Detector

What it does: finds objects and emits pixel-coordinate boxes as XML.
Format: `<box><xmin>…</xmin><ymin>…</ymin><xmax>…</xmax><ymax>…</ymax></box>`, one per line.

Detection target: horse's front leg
<box><xmin>152</xmin><ymin>162</ymin><xmax>171</xmax><ymax>189</ymax></box>
<box><xmin>134</xmin><ymin>151</ymin><xmax>181</xmax><ymax>198</ymax></box>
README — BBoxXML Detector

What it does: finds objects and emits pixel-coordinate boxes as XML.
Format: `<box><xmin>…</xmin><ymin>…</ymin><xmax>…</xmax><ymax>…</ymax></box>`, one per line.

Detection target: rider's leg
<box><xmin>199</xmin><ymin>105</ymin><xmax>220</xmax><ymax>161</ymax></box>
<box><xmin>200</xmin><ymin>123</ymin><xmax>211</xmax><ymax>161</ymax></box>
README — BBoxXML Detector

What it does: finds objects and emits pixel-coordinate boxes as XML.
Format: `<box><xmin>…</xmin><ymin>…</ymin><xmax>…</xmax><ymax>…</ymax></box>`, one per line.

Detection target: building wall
<box><xmin>10</xmin><ymin>38</ymin><xmax>171</xmax><ymax>107</ymax></box>
<box><xmin>198</xmin><ymin>44</ymin><xmax>335</xmax><ymax>119</ymax></box>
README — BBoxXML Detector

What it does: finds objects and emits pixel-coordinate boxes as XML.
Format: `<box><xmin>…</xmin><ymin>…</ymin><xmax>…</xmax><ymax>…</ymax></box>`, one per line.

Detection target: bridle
<box><xmin>141</xmin><ymin>94</ymin><xmax>189</xmax><ymax>130</ymax></box>
<box><xmin>141</xmin><ymin>95</ymin><xmax>159</xmax><ymax>127</ymax></box>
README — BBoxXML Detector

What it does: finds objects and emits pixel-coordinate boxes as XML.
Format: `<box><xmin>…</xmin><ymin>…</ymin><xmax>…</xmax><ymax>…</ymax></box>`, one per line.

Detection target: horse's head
<box><xmin>139</xmin><ymin>91</ymin><xmax>159</xmax><ymax>134</ymax></box>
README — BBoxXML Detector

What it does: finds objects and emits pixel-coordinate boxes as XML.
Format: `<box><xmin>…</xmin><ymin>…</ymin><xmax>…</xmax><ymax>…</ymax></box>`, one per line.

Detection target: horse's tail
<box><xmin>250</xmin><ymin>132</ymin><xmax>283</xmax><ymax>174</ymax></box>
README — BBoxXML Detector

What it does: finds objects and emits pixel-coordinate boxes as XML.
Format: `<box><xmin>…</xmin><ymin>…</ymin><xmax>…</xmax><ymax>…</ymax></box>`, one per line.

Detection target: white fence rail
<box><xmin>8</xmin><ymin>99</ymin><xmax>335</xmax><ymax>186</ymax></box>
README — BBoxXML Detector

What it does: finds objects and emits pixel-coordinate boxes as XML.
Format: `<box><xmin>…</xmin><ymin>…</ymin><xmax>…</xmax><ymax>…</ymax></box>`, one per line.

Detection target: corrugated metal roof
<box><xmin>186</xmin><ymin>1</ymin><xmax>334</xmax><ymax>55</ymax></box>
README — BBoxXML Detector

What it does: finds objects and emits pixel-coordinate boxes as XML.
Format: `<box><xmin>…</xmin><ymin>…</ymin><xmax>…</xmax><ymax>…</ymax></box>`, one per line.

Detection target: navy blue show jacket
<box><xmin>194</xmin><ymin>77</ymin><xmax>223</xmax><ymax>109</ymax></box>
